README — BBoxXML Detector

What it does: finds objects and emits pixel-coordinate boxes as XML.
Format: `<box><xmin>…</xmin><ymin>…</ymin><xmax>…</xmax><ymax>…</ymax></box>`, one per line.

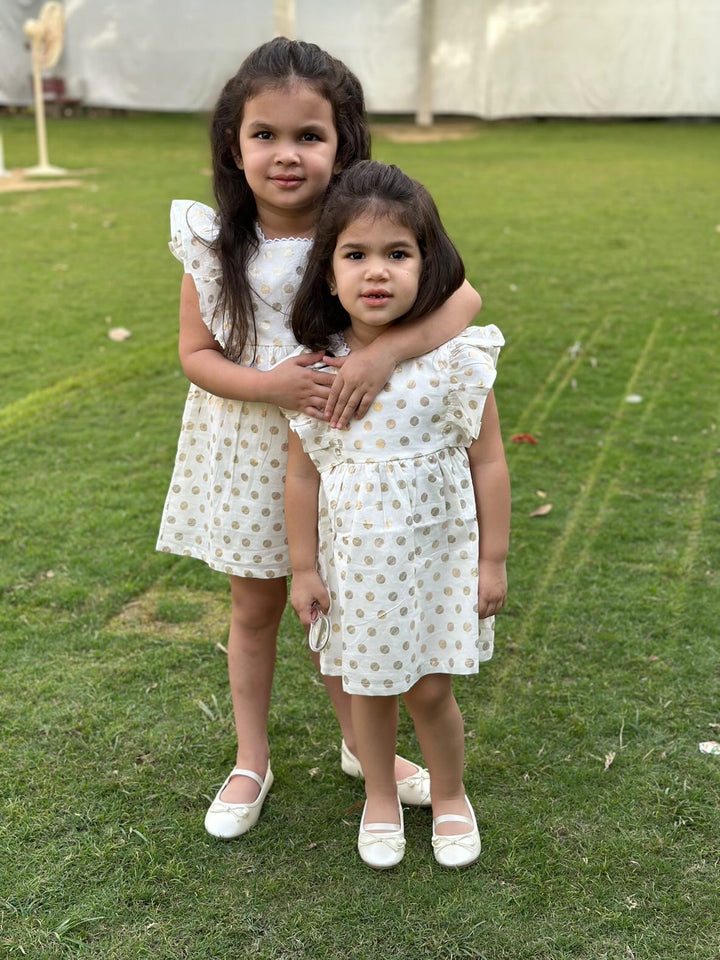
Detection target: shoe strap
<box><xmin>363</xmin><ymin>821</ymin><xmax>401</xmax><ymax>833</ymax></box>
<box><xmin>227</xmin><ymin>767</ymin><xmax>265</xmax><ymax>789</ymax></box>
<box><xmin>434</xmin><ymin>814</ymin><xmax>473</xmax><ymax>827</ymax></box>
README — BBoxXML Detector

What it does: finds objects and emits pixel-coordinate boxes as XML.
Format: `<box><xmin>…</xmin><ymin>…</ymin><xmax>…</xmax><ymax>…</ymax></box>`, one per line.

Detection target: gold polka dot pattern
<box><xmin>287</xmin><ymin>325</ymin><xmax>504</xmax><ymax>695</ymax></box>
<box><xmin>157</xmin><ymin>200</ymin><xmax>311</xmax><ymax>577</ymax></box>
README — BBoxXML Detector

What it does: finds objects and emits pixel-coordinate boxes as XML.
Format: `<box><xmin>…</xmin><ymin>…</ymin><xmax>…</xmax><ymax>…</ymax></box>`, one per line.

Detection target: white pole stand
<box><xmin>25</xmin><ymin>46</ymin><xmax>66</xmax><ymax>177</ymax></box>
<box><xmin>0</xmin><ymin>134</ymin><xmax>10</xmax><ymax>177</ymax></box>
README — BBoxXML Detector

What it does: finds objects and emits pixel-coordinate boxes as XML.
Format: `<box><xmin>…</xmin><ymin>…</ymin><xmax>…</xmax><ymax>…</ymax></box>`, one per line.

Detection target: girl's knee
<box><xmin>230</xmin><ymin>576</ymin><xmax>286</xmax><ymax>630</ymax></box>
<box><xmin>403</xmin><ymin>674</ymin><xmax>454</xmax><ymax>716</ymax></box>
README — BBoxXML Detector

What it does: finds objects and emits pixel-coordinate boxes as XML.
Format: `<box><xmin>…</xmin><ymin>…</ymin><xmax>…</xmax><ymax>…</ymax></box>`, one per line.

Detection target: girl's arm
<box><xmin>285</xmin><ymin>429</ymin><xmax>330</xmax><ymax>628</ymax></box>
<box><xmin>324</xmin><ymin>280</ymin><xmax>482</xmax><ymax>428</ymax></box>
<box><xmin>467</xmin><ymin>390</ymin><xmax>511</xmax><ymax>619</ymax></box>
<box><xmin>177</xmin><ymin>274</ymin><xmax>335</xmax><ymax>417</ymax></box>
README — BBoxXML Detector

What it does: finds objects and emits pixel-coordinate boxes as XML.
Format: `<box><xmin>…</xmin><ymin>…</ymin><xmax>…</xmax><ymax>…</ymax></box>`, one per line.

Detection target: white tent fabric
<box><xmin>2</xmin><ymin>0</ymin><xmax>719</xmax><ymax>117</ymax></box>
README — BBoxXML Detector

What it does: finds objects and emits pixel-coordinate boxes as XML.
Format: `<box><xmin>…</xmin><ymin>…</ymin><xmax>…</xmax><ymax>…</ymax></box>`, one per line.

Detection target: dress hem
<box><xmin>320</xmin><ymin>661</ymin><xmax>492</xmax><ymax>696</ymax></box>
<box><xmin>156</xmin><ymin>542</ymin><xmax>291</xmax><ymax>579</ymax></box>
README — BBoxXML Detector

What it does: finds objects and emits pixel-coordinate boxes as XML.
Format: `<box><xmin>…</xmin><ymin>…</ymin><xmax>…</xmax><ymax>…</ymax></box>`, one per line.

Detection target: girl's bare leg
<box><xmin>314</xmin><ymin>661</ymin><xmax>422</xmax><ymax>781</ymax></box>
<box><xmin>350</xmin><ymin>694</ymin><xmax>400</xmax><ymax>825</ymax></box>
<box><xmin>219</xmin><ymin>575</ymin><xmax>287</xmax><ymax>804</ymax></box>
<box><xmin>403</xmin><ymin>674</ymin><xmax>471</xmax><ymax>835</ymax></box>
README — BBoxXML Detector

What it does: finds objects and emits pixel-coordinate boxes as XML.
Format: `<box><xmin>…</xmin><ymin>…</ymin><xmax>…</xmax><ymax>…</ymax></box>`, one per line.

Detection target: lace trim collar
<box><xmin>255</xmin><ymin>223</ymin><xmax>313</xmax><ymax>244</ymax></box>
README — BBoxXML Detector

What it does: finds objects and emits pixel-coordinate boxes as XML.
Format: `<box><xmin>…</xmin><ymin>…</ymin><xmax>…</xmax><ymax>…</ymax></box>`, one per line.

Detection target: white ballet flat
<box><xmin>204</xmin><ymin>764</ymin><xmax>274</xmax><ymax>840</ymax></box>
<box><xmin>431</xmin><ymin>796</ymin><xmax>481</xmax><ymax>868</ymax></box>
<box><xmin>358</xmin><ymin>799</ymin><xmax>406</xmax><ymax>870</ymax></box>
<box><xmin>341</xmin><ymin>740</ymin><xmax>431</xmax><ymax>808</ymax></box>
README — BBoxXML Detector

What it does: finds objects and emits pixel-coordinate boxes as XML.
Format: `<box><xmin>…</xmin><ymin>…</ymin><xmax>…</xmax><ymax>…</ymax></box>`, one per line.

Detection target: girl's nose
<box><xmin>274</xmin><ymin>140</ymin><xmax>300</xmax><ymax>165</ymax></box>
<box><xmin>365</xmin><ymin>258</ymin><xmax>389</xmax><ymax>279</ymax></box>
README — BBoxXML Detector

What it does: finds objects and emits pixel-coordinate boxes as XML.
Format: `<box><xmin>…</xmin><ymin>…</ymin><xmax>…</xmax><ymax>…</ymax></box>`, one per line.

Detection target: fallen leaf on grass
<box><xmin>529</xmin><ymin>503</ymin><xmax>553</xmax><ymax>517</ymax></box>
<box><xmin>626</xmin><ymin>394</ymin><xmax>643</xmax><ymax>404</ymax></box>
<box><xmin>511</xmin><ymin>433</ymin><xmax>538</xmax><ymax>444</ymax></box>
<box><xmin>604</xmin><ymin>751</ymin><xmax>616</xmax><ymax>770</ymax></box>
<box><xmin>536</xmin><ymin>490</ymin><xmax>547</xmax><ymax>498</ymax></box>
<box><xmin>108</xmin><ymin>327</ymin><xmax>132</xmax><ymax>341</ymax></box>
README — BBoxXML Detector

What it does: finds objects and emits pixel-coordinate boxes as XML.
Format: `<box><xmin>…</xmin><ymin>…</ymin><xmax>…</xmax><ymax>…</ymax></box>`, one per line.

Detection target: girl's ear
<box><xmin>332</xmin><ymin>159</ymin><xmax>342</xmax><ymax>175</ymax></box>
<box><xmin>326</xmin><ymin>271</ymin><xmax>337</xmax><ymax>296</ymax></box>
<box><xmin>227</xmin><ymin>127</ymin><xmax>244</xmax><ymax>169</ymax></box>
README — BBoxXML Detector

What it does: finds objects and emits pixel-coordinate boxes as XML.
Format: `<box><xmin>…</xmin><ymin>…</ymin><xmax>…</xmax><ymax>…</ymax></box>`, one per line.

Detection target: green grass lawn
<box><xmin>1</xmin><ymin>113</ymin><xmax>719</xmax><ymax>959</ymax></box>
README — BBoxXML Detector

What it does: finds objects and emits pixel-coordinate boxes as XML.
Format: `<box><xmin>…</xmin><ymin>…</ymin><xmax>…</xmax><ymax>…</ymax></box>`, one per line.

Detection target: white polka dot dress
<box><xmin>157</xmin><ymin>200</ymin><xmax>311</xmax><ymax>578</ymax></box>
<box><xmin>286</xmin><ymin>326</ymin><xmax>504</xmax><ymax>695</ymax></box>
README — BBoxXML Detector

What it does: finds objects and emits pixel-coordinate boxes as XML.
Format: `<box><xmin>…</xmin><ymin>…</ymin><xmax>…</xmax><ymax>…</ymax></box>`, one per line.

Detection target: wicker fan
<box><xmin>24</xmin><ymin>2</ymin><xmax>67</xmax><ymax>176</ymax></box>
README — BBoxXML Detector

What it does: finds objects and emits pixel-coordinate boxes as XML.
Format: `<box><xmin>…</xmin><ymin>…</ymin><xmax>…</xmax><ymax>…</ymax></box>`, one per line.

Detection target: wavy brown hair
<box><xmin>291</xmin><ymin>161</ymin><xmax>465</xmax><ymax>352</ymax></box>
<box><xmin>207</xmin><ymin>37</ymin><xmax>370</xmax><ymax>361</ymax></box>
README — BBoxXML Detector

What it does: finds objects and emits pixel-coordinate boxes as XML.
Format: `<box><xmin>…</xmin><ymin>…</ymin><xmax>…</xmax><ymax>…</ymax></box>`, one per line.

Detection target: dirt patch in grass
<box><xmin>371</xmin><ymin>120</ymin><xmax>482</xmax><ymax>143</ymax></box>
<box><xmin>109</xmin><ymin>583</ymin><xmax>230</xmax><ymax>644</ymax></box>
<box><xmin>0</xmin><ymin>169</ymin><xmax>84</xmax><ymax>192</ymax></box>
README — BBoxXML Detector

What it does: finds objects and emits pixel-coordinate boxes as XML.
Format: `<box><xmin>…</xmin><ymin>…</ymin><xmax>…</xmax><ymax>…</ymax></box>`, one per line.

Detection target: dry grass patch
<box><xmin>109</xmin><ymin>583</ymin><xmax>230</xmax><ymax>646</ymax></box>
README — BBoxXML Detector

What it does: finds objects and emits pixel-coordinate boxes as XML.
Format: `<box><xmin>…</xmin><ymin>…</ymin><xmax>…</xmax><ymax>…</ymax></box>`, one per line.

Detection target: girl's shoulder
<box><xmin>451</xmin><ymin>323</ymin><xmax>505</xmax><ymax>352</ymax></box>
<box><xmin>437</xmin><ymin>323</ymin><xmax>505</xmax><ymax>366</ymax></box>
<box><xmin>169</xmin><ymin>200</ymin><xmax>219</xmax><ymax>258</ymax></box>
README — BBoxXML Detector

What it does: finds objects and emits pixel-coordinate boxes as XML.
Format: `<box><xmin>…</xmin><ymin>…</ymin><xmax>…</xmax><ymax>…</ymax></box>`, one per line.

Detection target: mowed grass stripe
<box><xmin>507</xmin><ymin>315</ymin><xmax>664</xmax><ymax>647</ymax></box>
<box><xmin>508</xmin><ymin>313</ymin><xmax>614</xmax><ymax>439</ymax></box>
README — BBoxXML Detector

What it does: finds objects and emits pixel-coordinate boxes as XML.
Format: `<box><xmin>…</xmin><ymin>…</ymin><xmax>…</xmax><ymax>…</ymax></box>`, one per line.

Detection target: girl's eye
<box><xmin>300</xmin><ymin>132</ymin><xmax>321</xmax><ymax>142</ymax></box>
<box><xmin>255</xmin><ymin>131</ymin><xmax>273</xmax><ymax>140</ymax></box>
<box><xmin>346</xmin><ymin>251</ymin><xmax>364</xmax><ymax>260</ymax></box>
<box><xmin>390</xmin><ymin>250</ymin><xmax>409</xmax><ymax>260</ymax></box>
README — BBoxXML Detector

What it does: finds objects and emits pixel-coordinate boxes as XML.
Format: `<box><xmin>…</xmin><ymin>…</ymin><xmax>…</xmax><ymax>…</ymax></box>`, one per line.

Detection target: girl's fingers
<box><xmin>295</xmin><ymin>351</ymin><xmax>326</xmax><ymax>366</ymax></box>
<box><xmin>311</xmin><ymin>371</ymin><xmax>336</xmax><ymax>388</ymax></box>
<box><xmin>352</xmin><ymin>392</ymin><xmax>374</xmax><ymax>420</ymax></box>
<box><xmin>477</xmin><ymin>591</ymin><xmax>506</xmax><ymax>619</ymax></box>
<box><xmin>324</xmin><ymin>374</ymin><xmax>345</xmax><ymax>413</ymax></box>
<box><xmin>304</xmin><ymin>404</ymin><xmax>330</xmax><ymax>420</ymax></box>
<box><xmin>327</xmin><ymin>389</ymin><xmax>365</xmax><ymax>427</ymax></box>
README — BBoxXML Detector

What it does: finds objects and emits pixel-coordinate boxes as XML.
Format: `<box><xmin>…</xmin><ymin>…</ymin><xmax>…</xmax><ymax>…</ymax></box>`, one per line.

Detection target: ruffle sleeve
<box><xmin>280</xmin><ymin>347</ymin><xmax>342</xmax><ymax>470</ymax></box>
<box><xmin>441</xmin><ymin>324</ymin><xmax>505</xmax><ymax>446</ymax></box>
<box><xmin>169</xmin><ymin>200</ymin><xmax>226</xmax><ymax>346</ymax></box>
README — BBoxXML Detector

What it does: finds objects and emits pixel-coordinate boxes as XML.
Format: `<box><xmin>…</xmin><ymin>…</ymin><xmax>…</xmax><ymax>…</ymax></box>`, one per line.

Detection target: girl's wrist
<box><xmin>248</xmin><ymin>365</ymin><xmax>274</xmax><ymax>404</ymax></box>
<box><xmin>479</xmin><ymin>555</ymin><xmax>507</xmax><ymax>566</ymax></box>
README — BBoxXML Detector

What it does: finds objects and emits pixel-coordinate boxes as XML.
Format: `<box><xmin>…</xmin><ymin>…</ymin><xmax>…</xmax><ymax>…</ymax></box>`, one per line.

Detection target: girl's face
<box><xmin>329</xmin><ymin>212</ymin><xmax>422</xmax><ymax>346</ymax></box>
<box><xmin>236</xmin><ymin>81</ymin><xmax>339</xmax><ymax>238</ymax></box>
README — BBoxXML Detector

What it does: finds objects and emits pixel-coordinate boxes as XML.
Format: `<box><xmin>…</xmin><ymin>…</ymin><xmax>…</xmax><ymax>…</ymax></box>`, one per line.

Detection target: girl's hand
<box><xmin>478</xmin><ymin>558</ymin><xmax>507</xmax><ymax>619</ymax></box>
<box><xmin>290</xmin><ymin>570</ymin><xmax>330</xmax><ymax>629</ymax></box>
<box><xmin>265</xmin><ymin>353</ymin><xmax>336</xmax><ymax>418</ymax></box>
<box><xmin>322</xmin><ymin>349</ymin><xmax>397</xmax><ymax>429</ymax></box>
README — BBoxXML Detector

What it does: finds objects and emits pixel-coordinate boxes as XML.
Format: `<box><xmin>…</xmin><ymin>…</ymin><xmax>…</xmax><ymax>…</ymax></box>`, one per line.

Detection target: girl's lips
<box><xmin>272</xmin><ymin>176</ymin><xmax>303</xmax><ymax>188</ymax></box>
<box><xmin>361</xmin><ymin>292</ymin><xmax>391</xmax><ymax>306</ymax></box>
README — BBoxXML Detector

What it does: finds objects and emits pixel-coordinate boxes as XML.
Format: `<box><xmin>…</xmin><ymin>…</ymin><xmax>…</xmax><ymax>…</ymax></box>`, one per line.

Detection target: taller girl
<box><xmin>157</xmin><ymin>38</ymin><xmax>482</xmax><ymax>839</ymax></box>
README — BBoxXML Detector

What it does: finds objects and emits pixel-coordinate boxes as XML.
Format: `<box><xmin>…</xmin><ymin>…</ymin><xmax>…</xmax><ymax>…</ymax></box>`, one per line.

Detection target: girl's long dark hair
<box><xmin>291</xmin><ymin>161</ymin><xmax>465</xmax><ymax>352</ymax></box>
<box><xmin>208</xmin><ymin>37</ymin><xmax>370</xmax><ymax>362</ymax></box>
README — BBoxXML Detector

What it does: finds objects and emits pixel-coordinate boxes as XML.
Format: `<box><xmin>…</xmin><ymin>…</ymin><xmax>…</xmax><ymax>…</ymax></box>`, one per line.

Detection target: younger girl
<box><xmin>157</xmin><ymin>38</ymin><xmax>483</xmax><ymax>839</ymax></box>
<box><xmin>285</xmin><ymin>160</ymin><xmax>510</xmax><ymax>869</ymax></box>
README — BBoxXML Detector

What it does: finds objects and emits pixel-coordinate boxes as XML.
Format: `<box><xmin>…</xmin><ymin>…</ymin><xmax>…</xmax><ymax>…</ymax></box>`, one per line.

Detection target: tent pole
<box><xmin>416</xmin><ymin>0</ymin><xmax>435</xmax><ymax>127</ymax></box>
<box><xmin>274</xmin><ymin>0</ymin><xmax>295</xmax><ymax>39</ymax></box>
